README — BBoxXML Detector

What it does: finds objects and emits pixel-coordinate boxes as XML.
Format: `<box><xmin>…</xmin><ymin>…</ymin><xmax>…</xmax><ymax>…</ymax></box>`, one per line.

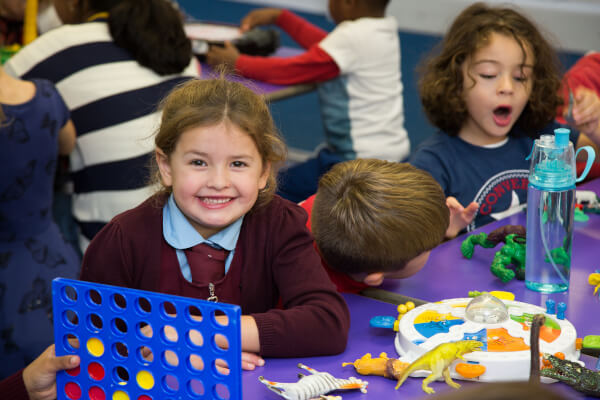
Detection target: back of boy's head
<box><xmin>152</xmin><ymin>77</ymin><xmax>286</xmax><ymax>209</ymax></box>
<box><xmin>419</xmin><ymin>2</ymin><xmax>562</xmax><ymax>137</ymax></box>
<box><xmin>311</xmin><ymin>159</ymin><xmax>449</xmax><ymax>275</ymax></box>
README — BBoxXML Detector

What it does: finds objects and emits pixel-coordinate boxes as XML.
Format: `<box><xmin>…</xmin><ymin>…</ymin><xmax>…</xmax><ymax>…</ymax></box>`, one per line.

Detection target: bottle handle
<box><xmin>575</xmin><ymin>146</ymin><xmax>596</xmax><ymax>182</ymax></box>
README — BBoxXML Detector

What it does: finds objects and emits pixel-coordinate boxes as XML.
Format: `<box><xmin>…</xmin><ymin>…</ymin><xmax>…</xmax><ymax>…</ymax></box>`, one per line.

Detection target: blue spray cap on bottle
<box><xmin>528</xmin><ymin>128</ymin><xmax>576</xmax><ymax>190</ymax></box>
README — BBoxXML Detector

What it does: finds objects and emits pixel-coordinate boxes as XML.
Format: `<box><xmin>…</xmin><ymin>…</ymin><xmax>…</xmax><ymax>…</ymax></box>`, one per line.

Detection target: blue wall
<box><xmin>177</xmin><ymin>0</ymin><xmax>584</xmax><ymax>155</ymax></box>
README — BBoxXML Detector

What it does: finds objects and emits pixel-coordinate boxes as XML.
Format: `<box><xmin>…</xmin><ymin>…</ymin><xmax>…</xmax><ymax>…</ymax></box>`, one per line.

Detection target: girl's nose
<box><xmin>208</xmin><ymin>168</ymin><xmax>230</xmax><ymax>189</ymax></box>
<box><xmin>497</xmin><ymin>75</ymin><xmax>514</xmax><ymax>95</ymax></box>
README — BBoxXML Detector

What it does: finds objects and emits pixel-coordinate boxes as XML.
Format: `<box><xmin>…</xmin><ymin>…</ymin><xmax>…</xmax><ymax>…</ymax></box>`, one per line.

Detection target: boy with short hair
<box><xmin>300</xmin><ymin>159</ymin><xmax>449</xmax><ymax>293</ymax></box>
<box><xmin>207</xmin><ymin>0</ymin><xmax>409</xmax><ymax>203</ymax></box>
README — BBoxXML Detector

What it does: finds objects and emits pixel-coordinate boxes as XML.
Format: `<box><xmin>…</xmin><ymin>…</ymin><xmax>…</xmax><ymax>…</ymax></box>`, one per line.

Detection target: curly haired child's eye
<box><xmin>514</xmin><ymin>76</ymin><xmax>528</xmax><ymax>82</ymax></box>
<box><xmin>479</xmin><ymin>74</ymin><xmax>495</xmax><ymax>79</ymax></box>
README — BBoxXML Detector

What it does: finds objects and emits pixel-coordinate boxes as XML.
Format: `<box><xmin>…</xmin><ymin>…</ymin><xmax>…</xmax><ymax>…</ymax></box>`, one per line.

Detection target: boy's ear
<box><xmin>156</xmin><ymin>149</ymin><xmax>173</xmax><ymax>187</ymax></box>
<box><xmin>363</xmin><ymin>272</ymin><xmax>385</xmax><ymax>287</ymax></box>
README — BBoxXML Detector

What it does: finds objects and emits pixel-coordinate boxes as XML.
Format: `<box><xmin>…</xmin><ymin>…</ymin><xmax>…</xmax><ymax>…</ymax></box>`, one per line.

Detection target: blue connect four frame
<box><xmin>52</xmin><ymin>278</ymin><xmax>241</xmax><ymax>400</ymax></box>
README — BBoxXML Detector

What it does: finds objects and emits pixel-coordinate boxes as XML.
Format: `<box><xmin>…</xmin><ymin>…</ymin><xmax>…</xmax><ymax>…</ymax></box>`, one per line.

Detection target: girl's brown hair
<box><xmin>150</xmin><ymin>77</ymin><xmax>287</xmax><ymax>209</ymax></box>
<box><xmin>418</xmin><ymin>2</ymin><xmax>562</xmax><ymax>137</ymax></box>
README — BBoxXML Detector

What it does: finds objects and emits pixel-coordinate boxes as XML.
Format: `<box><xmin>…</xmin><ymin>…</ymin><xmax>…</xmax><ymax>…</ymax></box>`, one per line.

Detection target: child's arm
<box><xmin>207</xmin><ymin>42</ymin><xmax>339</xmax><ymax>85</ymax></box>
<box><xmin>241</xmin><ymin>9</ymin><xmax>327</xmax><ymax>49</ymax></box>
<box><xmin>58</xmin><ymin>119</ymin><xmax>76</xmax><ymax>155</ymax></box>
<box><xmin>248</xmin><ymin>202</ymin><xmax>350</xmax><ymax>358</ymax></box>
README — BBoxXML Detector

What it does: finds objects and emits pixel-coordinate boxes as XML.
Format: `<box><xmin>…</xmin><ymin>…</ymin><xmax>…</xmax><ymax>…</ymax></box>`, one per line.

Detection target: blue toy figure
<box><xmin>52</xmin><ymin>278</ymin><xmax>241</xmax><ymax>400</ymax></box>
<box><xmin>556</xmin><ymin>302</ymin><xmax>567</xmax><ymax>320</ymax></box>
<box><xmin>545</xmin><ymin>299</ymin><xmax>556</xmax><ymax>314</ymax></box>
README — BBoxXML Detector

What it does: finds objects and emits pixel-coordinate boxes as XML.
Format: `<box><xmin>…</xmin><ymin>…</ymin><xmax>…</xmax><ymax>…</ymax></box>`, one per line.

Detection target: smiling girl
<box><xmin>410</xmin><ymin>2</ymin><xmax>600</xmax><ymax>237</ymax></box>
<box><xmin>79</xmin><ymin>78</ymin><xmax>350</xmax><ymax>368</ymax></box>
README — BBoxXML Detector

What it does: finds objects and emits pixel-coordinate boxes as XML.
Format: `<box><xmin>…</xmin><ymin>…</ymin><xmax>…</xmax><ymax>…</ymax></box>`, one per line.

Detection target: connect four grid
<box><xmin>52</xmin><ymin>278</ymin><xmax>241</xmax><ymax>400</ymax></box>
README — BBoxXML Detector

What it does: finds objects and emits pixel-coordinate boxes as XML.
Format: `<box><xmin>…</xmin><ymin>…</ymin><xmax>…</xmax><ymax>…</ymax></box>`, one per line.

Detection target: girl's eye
<box><xmin>231</xmin><ymin>161</ymin><xmax>247</xmax><ymax>168</ymax></box>
<box><xmin>191</xmin><ymin>160</ymin><xmax>206</xmax><ymax>166</ymax></box>
<box><xmin>479</xmin><ymin>74</ymin><xmax>496</xmax><ymax>79</ymax></box>
<box><xmin>514</xmin><ymin>75</ymin><xmax>529</xmax><ymax>82</ymax></box>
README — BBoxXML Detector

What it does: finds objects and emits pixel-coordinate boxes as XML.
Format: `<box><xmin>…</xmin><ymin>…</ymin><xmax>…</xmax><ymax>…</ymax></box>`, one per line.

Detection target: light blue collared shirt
<box><xmin>162</xmin><ymin>194</ymin><xmax>243</xmax><ymax>282</ymax></box>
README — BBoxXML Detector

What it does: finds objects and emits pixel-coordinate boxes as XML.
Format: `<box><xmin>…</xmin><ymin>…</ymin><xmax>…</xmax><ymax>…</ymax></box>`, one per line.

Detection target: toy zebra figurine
<box><xmin>258</xmin><ymin>363</ymin><xmax>368</xmax><ymax>400</ymax></box>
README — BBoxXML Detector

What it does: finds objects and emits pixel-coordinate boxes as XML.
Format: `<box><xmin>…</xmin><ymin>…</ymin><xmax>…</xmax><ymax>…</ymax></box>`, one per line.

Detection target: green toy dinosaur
<box><xmin>395</xmin><ymin>340</ymin><xmax>483</xmax><ymax>394</ymax></box>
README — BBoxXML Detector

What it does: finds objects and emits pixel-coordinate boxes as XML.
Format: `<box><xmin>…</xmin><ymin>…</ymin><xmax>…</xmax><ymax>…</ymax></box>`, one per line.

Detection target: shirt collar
<box><xmin>163</xmin><ymin>194</ymin><xmax>243</xmax><ymax>251</ymax></box>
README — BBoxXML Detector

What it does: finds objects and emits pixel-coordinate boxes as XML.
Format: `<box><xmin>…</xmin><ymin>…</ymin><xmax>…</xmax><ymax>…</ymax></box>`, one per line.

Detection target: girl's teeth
<box><xmin>204</xmin><ymin>198</ymin><xmax>229</xmax><ymax>204</ymax></box>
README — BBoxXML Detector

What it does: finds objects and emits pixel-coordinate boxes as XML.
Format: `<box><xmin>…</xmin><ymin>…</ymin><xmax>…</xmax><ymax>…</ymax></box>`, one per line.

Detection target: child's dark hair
<box><xmin>151</xmin><ymin>77</ymin><xmax>286</xmax><ymax>210</ymax></box>
<box><xmin>87</xmin><ymin>0</ymin><xmax>191</xmax><ymax>75</ymax></box>
<box><xmin>311</xmin><ymin>159</ymin><xmax>449</xmax><ymax>274</ymax></box>
<box><xmin>419</xmin><ymin>2</ymin><xmax>562</xmax><ymax>137</ymax></box>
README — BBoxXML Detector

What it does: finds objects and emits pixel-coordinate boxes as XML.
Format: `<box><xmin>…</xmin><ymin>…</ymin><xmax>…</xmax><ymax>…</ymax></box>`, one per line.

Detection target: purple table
<box><xmin>199</xmin><ymin>47</ymin><xmax>316</xmax><ymax>102</ymax></box>
<box><xmin>241</xmin><ymin>180</ymin><xmax>600</xmax><ymax>399</ymax></box>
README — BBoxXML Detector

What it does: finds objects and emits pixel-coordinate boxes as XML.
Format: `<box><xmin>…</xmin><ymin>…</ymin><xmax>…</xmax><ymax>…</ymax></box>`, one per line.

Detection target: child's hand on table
<box><xmin>446</xmin><ymin>196</ymin><xmax>479</xmax><ymax>239</ymax></box>
<box><xmin>206</xmin><ymin>41</ymin><xmax>240</xmax><ymax>69</ymax></box>
<box><xmin>240</xmin><ymin>8</ymin><xmax>282</xmax><ymax>32</ymax></box>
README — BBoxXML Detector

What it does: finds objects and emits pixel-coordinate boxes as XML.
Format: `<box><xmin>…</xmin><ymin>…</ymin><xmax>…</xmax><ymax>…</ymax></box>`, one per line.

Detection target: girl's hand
<box><xmin>570</xmin><ymin>87</ymin><xmax>600</xmax><ymax>137</ymax></box>
<box><xmin>446</xmin><ymin>196</ymin><xmax>479</xmax><ymax>239</ymax></box>
<box><xmin>240</xmin><ymin>8</ymin><xmax>282</xmax><ymax>32</ymax></box>
<box><xmin>206</xmin><ymin>41</ymin><xmax>240</xmax><ymax>68</ymax></box>
<box><xmin>23</xmin><ymin>344</ymin><xmax>80</xmax><ymax>400</ymax></box>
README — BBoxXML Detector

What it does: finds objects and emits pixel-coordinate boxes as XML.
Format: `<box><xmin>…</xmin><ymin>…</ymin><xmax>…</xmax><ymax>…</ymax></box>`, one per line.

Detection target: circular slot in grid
<box><xmin>111</xmin><ymin>390</ymin><xmax>129</xmax><ymax>400</ymax></box>
<box><xmin>111</xmin><ymin>293</ymin><xmax>127</xmax><ymax>312</ymax></box>
<box><xmin>161</xmin><ymin>325</ymin><xmax>178</xmax><ymax>343</ymax></box>
<box><xmin>163</xmin><ymin>374</ymin><xmax>179</xmax><ymax>393</ymax></box>
<box><xmin>113</xmin><ymin>366</ymin><xmax>130</xmax><ymax>385</ymax></box>
<box><xmin>62</xmin><ymin>286</ymin><xmax>78</xmax><ymax>304</ymax></box>
<box><xmin>63</xmin><ymin>333</ymin><xmax>80</xmax><ymax>353</ymax></box>
<box><xmin>112</xmin><ymin>341</ymin><xmax>129</xmax><ymax>360</ymax></box>
<box><xmin>136</xmin><ymin>370</ymin><xmax>155</xmax><ymax>390</ymax></box>
<box><xmin>64</xmin><ymin>381</ymin><xmax>82</xmax><ymax>399</ymax></box>
<box><xmin>136</xmin><ymin>345</ymin><xmax>154</xmax><ymax>364</ymax></box>
<box><xmin>213</xmin><ymin>333</ymin><xmax>229</xmax><ymax>352</ymax></box>
<box><xmin>63</xmin><ymin>309</ymin><xmax>79</xmax><ymax>328</ymax></box>
<box><xmin>66</xmin><ymin>365</ymin><xmax>81</xmax><ymax>377</ymax></box>
<box><xmin>87</xmin><ymin>337</ymin><xmax>105</xmax><ymax>357</ymax></box>
<box><xmin>188</xmin><ymin>378</ymin><xmax>205</xmax><ymax>396</ymax></box>
<box><xmin>186</xmin><ymin>329</ymin><xmax>204</xmax><ymax>348</ymax></box>
<box><xmin>162</xmin><ymin>349</ymin><xmax>179</xmax><ymax>369</ymax></box>
<box><xmin>136</xmin><ymin>297</ymin><xmax>152</xmax><ymax>315</ymax></box>
<box><xmin>161</xmin><ymin>301</ymin><xmax>177</xmax><ymax>319</ymax></box>
<box><xmin>186</xmin><ymin>305</ymin><xmax>203</xmax><ymax>323</ymax></box>
<box><xmin>86</xmin><ymin>289</ymin><xmax>102</xmax><ymax>307</ymax></box>
<box><xmin>214</xmin><ymin>383</ymin><xmax>231</xmax><ymax>400</ymax></box>
<box><xmin>213</xmin><ymin>358</ymin><xmax>230</xmax><ymax>376</ymax></box>
<box><xmin>88</xmin><ymin>362</ymin><xmax>106</xmax><ymax>381</ymax></box>
<box><xmin>212</xmin><ymin>309</ymin><xmax>229</xmax><ymax>327</ymax></box>
<box><xmin>136</xmin><ymin>322</ymin><xmax>153</xmax><ymax>340</ymax></box>
<box><xmin>187</xmin><ymin>353</ymin><xmax>204</xmax><ymax>372</ymax></box>
<box><xmin>111</xmin><ymin>317</ymin><xmax>128</xmax><ymax>336</ymax></box>
<box><xmin>89</xmin><ymin>385</ymin><xmax>106</xmax><ymax>400</ymax></box>
<box><xmin>87</xmin><ymin>313</ymin><xmax>104</xmax><ymax>333</ymax></box>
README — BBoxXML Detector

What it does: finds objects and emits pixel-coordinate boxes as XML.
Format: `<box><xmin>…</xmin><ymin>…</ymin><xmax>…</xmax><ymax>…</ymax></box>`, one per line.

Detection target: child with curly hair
<box><xmin>410</xmin><ymin>2</ymin><xmax>600</xmax><ymax>237</ymax></box>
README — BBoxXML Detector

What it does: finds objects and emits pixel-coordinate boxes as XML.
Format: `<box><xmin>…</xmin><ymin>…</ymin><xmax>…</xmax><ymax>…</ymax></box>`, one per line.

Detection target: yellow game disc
<box><xmin>87</xmin><ymin>338</ymin><xmax>104</xmax><ymax>357</ymax></box>
<box><xmin>136</xmin><ymin>370</ymin><xmax>154</xmax><ymax>390</ymax></box>
<box><xmin>112</xmin><ymin>390</ymin><xmax>129</xmax><ymax>400</ymax></box>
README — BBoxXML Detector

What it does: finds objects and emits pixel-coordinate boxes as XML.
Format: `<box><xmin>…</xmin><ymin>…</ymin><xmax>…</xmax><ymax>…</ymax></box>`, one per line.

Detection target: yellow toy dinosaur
<box><xmin>395</xmin><ymin>340</ymin><xmax>483</xmax><ymax>394</ymax></box>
